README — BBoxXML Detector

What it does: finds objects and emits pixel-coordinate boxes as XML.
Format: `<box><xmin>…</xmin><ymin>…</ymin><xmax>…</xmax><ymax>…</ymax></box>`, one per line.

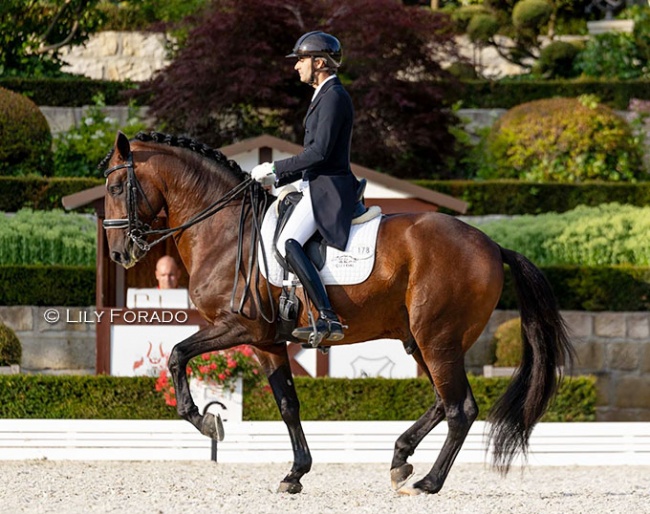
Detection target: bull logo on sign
<box><xmin>133</xmin><ymin>342</ymin><xmax>169</xmax><ymax>376</ymax></box>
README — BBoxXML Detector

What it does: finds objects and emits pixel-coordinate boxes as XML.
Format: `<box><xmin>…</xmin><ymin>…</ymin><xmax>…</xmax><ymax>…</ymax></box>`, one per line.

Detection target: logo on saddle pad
<box><xmin>258</xmin><ymin>197</ymin><xmax>382</xmax><ymax>287</ymax></box>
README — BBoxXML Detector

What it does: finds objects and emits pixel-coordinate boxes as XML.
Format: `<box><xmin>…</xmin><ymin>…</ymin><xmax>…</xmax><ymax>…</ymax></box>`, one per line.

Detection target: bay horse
<box><xmin>101</xmin><ymin>131</ymin><xmax>573</xmax><ymax>495</ymax></box>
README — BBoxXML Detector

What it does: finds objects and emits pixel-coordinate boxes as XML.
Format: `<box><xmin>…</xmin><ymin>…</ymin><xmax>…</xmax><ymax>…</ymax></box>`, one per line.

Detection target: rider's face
<box><xmin>294</xmin><ymin>56</ymin><xmax>313</xmax><ymax>84</ymax></box>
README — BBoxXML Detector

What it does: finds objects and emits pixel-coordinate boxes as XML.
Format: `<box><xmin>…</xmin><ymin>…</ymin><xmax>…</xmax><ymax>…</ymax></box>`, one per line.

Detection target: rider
<box><xmin>251</xmin><ymin>30</ymin><xmax>359</xmax><ymax>347</ymax></box>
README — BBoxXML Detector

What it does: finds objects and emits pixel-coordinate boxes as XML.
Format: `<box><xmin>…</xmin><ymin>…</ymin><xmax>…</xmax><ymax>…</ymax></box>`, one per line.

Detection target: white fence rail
<box><xmin>0</xmin><ymin>420</ymin><xmax>648</xmax><ymax>466</ymax></box>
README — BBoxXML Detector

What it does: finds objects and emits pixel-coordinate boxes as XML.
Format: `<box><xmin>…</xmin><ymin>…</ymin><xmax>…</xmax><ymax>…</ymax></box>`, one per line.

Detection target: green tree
<box><xmin>574</xmin><ymin>5</ymin><xmax>650</xmax><ymax>79</ymax></box>
<box><xmin>53</xmin><ymin>94</ymin><xmax>148</xmax><ymax>177</ymax></box>
<box><xmin>0</xmin><ymin>0</ymin><xmax>104</xmax><ymax>77</ymax></box>
<box><xmin>451</xmin><ymin>0</ymin><xmax>591</xmax><ymax>73</ymax></box>
<box><xmin>97</xmin><ymin>0</ymin><xmax>210</xmax><ymax>45</ymax></box>
<box><xmin>144</xmin><ymin>0</ymin><xmax>461</xmax><ymax>179</ymax></box>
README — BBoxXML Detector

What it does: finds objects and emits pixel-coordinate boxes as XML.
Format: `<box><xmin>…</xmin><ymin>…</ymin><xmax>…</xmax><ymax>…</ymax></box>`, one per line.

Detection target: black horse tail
<box><xmin>488</xmin><ymin>246</ymin><xmax>575</xmax><ymax>473</ymax></box>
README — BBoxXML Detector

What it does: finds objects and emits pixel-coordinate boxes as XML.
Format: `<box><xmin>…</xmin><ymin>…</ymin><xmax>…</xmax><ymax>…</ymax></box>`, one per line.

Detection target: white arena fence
<box><xmin>0</xmin><ymin>420</ymin><xmax>648</xmax><ymax>466</ymax></box>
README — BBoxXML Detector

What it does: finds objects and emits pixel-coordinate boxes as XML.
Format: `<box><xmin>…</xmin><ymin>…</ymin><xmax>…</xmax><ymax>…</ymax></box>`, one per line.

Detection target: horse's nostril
<box><xmin>111</xmin><ymin>251</ymin><xmax>123</xmax><ymax>263</ymax></box>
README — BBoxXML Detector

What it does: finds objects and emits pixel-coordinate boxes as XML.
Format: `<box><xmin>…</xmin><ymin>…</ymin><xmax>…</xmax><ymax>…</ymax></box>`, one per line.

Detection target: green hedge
<box><xmin>454</xmin><ymin>79</ymin><xmax>650</xmax><ymax>110</ymax></box>
<box><xmin>0</xmin><ymin>376</ymin><xmax>176</xmax><ymax>419</ymax></box>
<box><xmin>0</xmin><ymin>375</ymin><xmax>596</xmax><ymax>422</ymax></box>
<box><xmin>416</xmin><ymin>180</ymin><xmax>650</xmax><ymax>215</ymax></box>
<box><xmin>0</xmin><ymin>177</ymin><xmax>103</xmax><ymax>211</ymax></box>
<box><xmin>3</xmin><ymin>177</ymin><xmax>650</xmax><ymax>215</ymax></box>
<box><xmin>246</xmin><ymin>376</ymin><xmax>596</xmax><ymax>422</ymax></box>
<box><xmin>0</xmin><ymin>265</ymin><xmax>95</xmax><ymax>306</ymax></box>
<box><xmin>3</xmin><ymin>77</ymin><xmax>648</xmax><ymax>111</ymax></box>
<box><xmin>502</xmin><ymin>266</ymin><xmax>650</xmax><ymax>311</ymax></box>
<box><xmin>0</xmin><ymin>78</ymin><xmax>137</xmax><ymax>107</ymax></box>
<box><xmin>1</xmin><ymin>210</ymin><xmax>96</xmax><ymax>266</ymax></box>
<box><xmin>1</xmin><ymin>264</ymin><xmax>648</xmax><ymax>310</ymax></box>
<box><xmin>476</xmin><ymin>204</ymin><xmax>650</xmax><ymax>267</ymax></box>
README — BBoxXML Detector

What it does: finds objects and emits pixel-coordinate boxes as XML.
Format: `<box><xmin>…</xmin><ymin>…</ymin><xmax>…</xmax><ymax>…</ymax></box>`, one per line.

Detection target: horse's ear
<box><xmin>114</xmin><ymin>131</ymin><xmax>131</xmax><ymax>161</ymax></box>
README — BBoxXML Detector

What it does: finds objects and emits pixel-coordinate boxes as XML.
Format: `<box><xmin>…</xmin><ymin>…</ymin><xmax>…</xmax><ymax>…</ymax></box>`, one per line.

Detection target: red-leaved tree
<box><xmin>144</xmin><ymin>0</ymin><xmax>460</xmax><ymax>178</ymax></box>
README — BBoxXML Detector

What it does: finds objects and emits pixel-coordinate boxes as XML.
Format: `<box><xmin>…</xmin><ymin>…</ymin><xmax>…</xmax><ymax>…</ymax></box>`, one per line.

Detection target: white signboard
<box><xmin>110</xmin><ymin>324</ymin><xmax>200</xmax><ymax>376</ymax></box>
<box><xmin>328</xmin><ymin>339</ymin><xmax>418</xmax><ymax>379</ymax></box>
<box><xmin>126</xmin><ymin>288</ymin><xmax>190</xmax><ymax>309</ymax></box>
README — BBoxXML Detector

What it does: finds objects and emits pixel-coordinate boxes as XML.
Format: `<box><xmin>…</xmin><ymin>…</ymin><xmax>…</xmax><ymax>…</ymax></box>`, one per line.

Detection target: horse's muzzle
<box><xmin>110</xmin><ymin>246</ymin><xmax>140</xmax><ymax>269</ymax></box>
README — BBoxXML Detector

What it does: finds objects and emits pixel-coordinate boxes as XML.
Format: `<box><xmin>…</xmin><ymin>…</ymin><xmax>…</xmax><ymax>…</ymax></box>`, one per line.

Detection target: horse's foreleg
<box><xmin>255</xmin><ymin>345</ymin><xmax>312</xmax><ymax>494</ymax></box>
<box><xmin>390</xmin><ymin>345</ymin><xmax>446</xmax><ymax>490</ymax></box>
<box><xmin>167</xmin><ymin>324</ymin><xmax>249</xmax><ymax>438</ymax></box>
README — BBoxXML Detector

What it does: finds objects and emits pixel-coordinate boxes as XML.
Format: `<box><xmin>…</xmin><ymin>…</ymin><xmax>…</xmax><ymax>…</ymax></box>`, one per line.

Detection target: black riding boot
<box><xmin>284</xmin><ymin>239</ymin><xmax>344</xmax><ymax>347</ymax></box>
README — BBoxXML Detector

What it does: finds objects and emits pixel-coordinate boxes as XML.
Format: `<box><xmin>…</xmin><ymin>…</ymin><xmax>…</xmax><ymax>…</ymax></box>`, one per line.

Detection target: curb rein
<box><xmin>102</xmin><ymin>151</ymin><xmax>276</xmax><ymax>323</ymax></box>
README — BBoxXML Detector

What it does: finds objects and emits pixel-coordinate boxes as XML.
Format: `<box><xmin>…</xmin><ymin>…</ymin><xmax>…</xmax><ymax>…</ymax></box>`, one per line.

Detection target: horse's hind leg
<box><xmin>390</xmin><ymin>345</ymin><xmax>446</xmax><ymax>490</ymax></box>
<box><xmin>400</xmin><ymin>358</ymin><xmax>478</xmax><ymax>495</ymax></box>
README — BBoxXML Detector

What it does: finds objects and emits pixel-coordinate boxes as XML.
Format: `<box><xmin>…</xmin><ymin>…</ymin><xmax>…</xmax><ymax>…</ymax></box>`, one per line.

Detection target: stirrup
<box><xmin>292</xmin><ymin>311</ymin><xmax>344</xmax><ymax>347</ymax></box>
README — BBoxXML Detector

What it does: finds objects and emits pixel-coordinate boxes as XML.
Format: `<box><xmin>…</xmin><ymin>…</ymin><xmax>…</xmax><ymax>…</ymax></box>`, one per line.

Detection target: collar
<box><xmin>311</xmin><ymin>74</ymin><xmax>337</xmax><ymax>102</ymax></box>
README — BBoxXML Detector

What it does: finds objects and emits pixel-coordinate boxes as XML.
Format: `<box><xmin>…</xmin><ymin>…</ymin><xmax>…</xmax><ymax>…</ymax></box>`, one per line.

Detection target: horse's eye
<box><xmin>109</xmin><ymin>183</ymin><xmax>123</xmax><ymax>196</ymax></box>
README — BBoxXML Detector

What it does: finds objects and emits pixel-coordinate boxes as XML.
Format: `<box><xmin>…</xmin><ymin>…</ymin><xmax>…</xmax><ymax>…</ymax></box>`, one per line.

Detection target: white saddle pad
<box><xmin>258</xmin><ymin>199</ymin><xmax>382</xmax><ymax>287</ymax></box>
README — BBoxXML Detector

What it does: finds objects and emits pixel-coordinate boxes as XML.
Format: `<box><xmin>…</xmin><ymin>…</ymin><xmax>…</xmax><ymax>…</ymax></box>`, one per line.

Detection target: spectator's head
<box><xmin>155</xmin><ymin>256</ymin><xmax>180</xmax><ymax>289</ymax></box>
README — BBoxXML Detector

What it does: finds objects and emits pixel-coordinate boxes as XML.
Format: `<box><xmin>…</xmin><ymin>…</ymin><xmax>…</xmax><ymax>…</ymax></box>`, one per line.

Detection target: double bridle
<box><xmin>102</xmin><ymin>151</ymin><xmax>275</xmax><ymax>322</ymax></box>
<box><xmin>103</xmin><ymin>152</ymin><xmax>253</xmax><ymax>252</ymax></box>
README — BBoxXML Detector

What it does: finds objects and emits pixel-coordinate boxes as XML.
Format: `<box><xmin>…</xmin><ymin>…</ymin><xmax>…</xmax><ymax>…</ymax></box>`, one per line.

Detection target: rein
<box><xmin>103</xmin><ymin>151</ymin><xmax>276</xmax><ymax>323</ymax></box>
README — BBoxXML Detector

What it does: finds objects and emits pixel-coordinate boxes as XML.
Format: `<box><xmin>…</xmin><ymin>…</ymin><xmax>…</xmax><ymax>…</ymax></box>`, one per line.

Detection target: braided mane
<box><xmin>98</xmin><ymin>131</ymin><xmax>247</xmax><ymax>181</ymax></box>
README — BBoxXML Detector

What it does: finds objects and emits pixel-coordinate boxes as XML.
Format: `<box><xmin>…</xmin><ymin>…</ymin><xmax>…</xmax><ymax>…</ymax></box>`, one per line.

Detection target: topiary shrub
<box><xmin>490</xmin><ymin>317</ymin><xmax>522</xmax><ymax>367</ymax></box>
<box><xmin>534</xmin><ymin>41</ymin><xmax>581</xmax><ymax>78</ymax></box>
<box><xmin>446</xmin><ymin>62</ymin><xmax>479</xmax><ymax>80</ymax></box>
<box><xmin>0</xmin><ymin>87</ymin><xmax>52</xmax><ymax>176</ymax></box>
<box><xmin>512</xmin><ymin>0</ymin><xmax>552</xmax><ymax>31</ymax></box>
<box><xmin>0</xmin><ymin>321</ymin><xmax>21</xmax><ymax>366</ymax></box>
<box><xmin>482</xmin><ymin>97</ymin><xmax>644</xmax><ymax>182</ymax></box>
<box><xmin>450</xmin><ymin>5</ymin><xmax>494</xmax><ymax>33</ymax></box>
<box><xmin>467</xmin><ymin>13</ymin><xmax>500</xmax><ymax>46</ymax></box>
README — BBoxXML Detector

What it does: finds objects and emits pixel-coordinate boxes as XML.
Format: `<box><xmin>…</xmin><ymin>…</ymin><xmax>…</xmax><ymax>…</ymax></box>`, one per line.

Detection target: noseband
<box><xmin>103</xmin><ymin>152</ymin><xmax>157</xmax><ymax>251</ymax></box>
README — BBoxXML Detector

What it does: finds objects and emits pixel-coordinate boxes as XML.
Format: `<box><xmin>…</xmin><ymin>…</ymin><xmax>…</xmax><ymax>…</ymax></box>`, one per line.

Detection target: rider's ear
<box><xmin>114</xmin><ymin>131</ymin><xmax>131</xmax><ymax>162</ymax></box>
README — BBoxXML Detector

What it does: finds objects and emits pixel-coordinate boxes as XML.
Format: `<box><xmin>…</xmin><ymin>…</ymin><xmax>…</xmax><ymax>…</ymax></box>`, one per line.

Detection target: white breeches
<box><xmin>276</xmin><ymin>182</ymin><xmax>317</xmax><ymax>258</ymax></box>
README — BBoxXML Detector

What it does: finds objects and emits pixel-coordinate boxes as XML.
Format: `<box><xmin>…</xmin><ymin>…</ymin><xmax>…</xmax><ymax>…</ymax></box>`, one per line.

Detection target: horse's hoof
<box><xmin>390</xmin><ymin>464</ymin><xmax>414</xmax><ymax>491</ymax></box>
<box><xmin>277</xmin><ymin>481</ymin><xmax>303</xmax><ymax>494</ymax></box>
<box><xmin>397</xmin><ymin>484</ymin><xmax>423</xmax><ymax>496</ymax></box>
<box><xmin>199</xmin><ymin>412</ymin><xmax>224</xmax><ymax>441</ymax></box>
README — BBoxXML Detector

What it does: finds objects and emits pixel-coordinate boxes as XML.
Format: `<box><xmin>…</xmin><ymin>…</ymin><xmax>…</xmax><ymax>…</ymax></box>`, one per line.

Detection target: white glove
<box><xmin>251</xmin><ymin>162</ymin><xmax>275</xmax><ymax>186</ymax></box>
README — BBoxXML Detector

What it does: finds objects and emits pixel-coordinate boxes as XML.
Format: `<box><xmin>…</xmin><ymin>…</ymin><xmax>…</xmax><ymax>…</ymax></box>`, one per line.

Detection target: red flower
<box><xmin>239</xmin><ymin>345</ymin><xmax>254</xmax><ymax>357</ymax></box>
<box><xmin>155</xmin><ymin>346</ymin><xmax>263</xmax><ymax>405</ymax></box>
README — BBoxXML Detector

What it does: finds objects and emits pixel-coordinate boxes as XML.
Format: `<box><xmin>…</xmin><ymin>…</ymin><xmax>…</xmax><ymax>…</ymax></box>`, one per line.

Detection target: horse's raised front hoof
<box><xmin>199</xmin><ymin>412</ymin><xmax>224</xmax><ymax>440</ymax></box>
<box><xmin>390</xmin><ymin>463</ymin><xmax>414</xmax><ymax>491</ymax></box>
<box><xmin>277</xmin><ymin>481</ymin><xmax>303</xmax><ymax>494</ymax></box>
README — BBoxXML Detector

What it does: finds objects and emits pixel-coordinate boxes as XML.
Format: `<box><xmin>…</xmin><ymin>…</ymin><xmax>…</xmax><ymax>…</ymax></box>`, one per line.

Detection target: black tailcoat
<box><xmin>274</xmin><ymin>76</ymin><xmax>358</xmax><ymax>251</ymax></box>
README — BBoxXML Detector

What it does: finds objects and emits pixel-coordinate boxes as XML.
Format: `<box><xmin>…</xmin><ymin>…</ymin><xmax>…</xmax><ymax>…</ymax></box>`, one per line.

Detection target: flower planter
<box><xmin>482</xmin><ymin>365</ymin><xmax>516</xmax><ymax>378</ymax></box>
<box><xmin>587</xmin><ymin>19</ymin><xmax>634</xmax><ymax>35</ymax></box>
<box><xmin>0</xmin><ymin>365</ymin><xmax>20</xmax><ymax>375</ymax></box>
<box><xmin>189</xmin><ymin>376</ymin><xmax>243</xmax><ymax>422</ymax></box>
<box><xmin>483</xmin><ymin>365</ymin><xmax>565</xmax><ymax>378</ymax></box>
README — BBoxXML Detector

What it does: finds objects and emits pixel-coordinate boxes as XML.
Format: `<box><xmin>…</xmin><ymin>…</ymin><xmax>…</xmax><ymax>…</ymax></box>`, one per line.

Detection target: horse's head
<box><xmin>102</xmin><ymin>131</ymin><xmax>166</xmax><ymax>268</ymax></box>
